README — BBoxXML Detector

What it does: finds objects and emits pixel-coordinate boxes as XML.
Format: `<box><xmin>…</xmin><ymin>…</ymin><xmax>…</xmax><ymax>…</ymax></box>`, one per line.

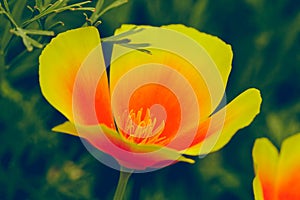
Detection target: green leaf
<box><xmin>23</xmin><ymin>29</ymin><xmax>54</xmax><ymax>36</ymax></box>
<box><xmin>10</xmin><ymin>28</ymin><xmax>44</xmax><ymax>51</ymax></box>
<box><xmin>35</xmin><ymin>0</ymin><xmax>43</xmax><ymax>10</ymax></box>
<box><xmin>102</xmin><ymin>26</ymin><xmax>142</xmax><ymax>42</ymax></box>
<box><xmin>0</xmin><ymin>14</ymin><xmax>12</xmax><ymax>53</ymax></box>
<box><xmin>21</xmin><ymin>35</ymin><xmax>34</xmax><ymax>51</ymax></box>
<box><xmin>121</xmin><ymin>43</ymin><xmax>150</xmax><ymax>48</ymax></box>
<box><xmin>72</xmin><ymin>7</ymin><xmax>95</xmax><ymax>12</ymax></box>
<box><xmin>119</xmin><ymin>43</ymin><xmax>151</xmax><ymax>55</ymax></box>
<box><xmin>95</xmin><ymin>0</ymin><xmax>105</xmax><ymax>12</ymax></box>
<box><xmin>11</xmin><ymin>0</ymin><xmax>27</xmax><ymax>25</ymax></box>
<box><xmin>47</xmin><ymin>21</ymin><xmax>65</xmax><ymax>30</ymax></box>
<box><xmin>97</xmin><ymin>0</ymin><xmax>128</xmax><ymax>17</ymax></box>
<box><xmin>102</xmin><ymin>26</ymin><xmax>151</xmax><ymax>55</ymax></box>
<box><xmin>3</xmin><ymin>0</ymin><xmax>10</xmax><ymax>13</ymax></box>
<box><xmin>25</xmin><ymin>35</ymin><xmax>43</xmax><ymax>49</ymax></box>
<box><xmin>23</xmin><ymin>0</ymin><xmax>92</xmax><ymax>27</ymax></box>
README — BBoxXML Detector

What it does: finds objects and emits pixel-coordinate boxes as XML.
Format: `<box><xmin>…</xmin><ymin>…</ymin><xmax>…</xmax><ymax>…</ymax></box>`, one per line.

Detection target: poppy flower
<box><xmin>253</xmin><ymin>133</ymin><xmax>300</xmax><ymax>200</ymax></box>
<box><xmin>39</xmin><ymin>24</ymin><xmax>262</xmax><ymax>171</ymax></box>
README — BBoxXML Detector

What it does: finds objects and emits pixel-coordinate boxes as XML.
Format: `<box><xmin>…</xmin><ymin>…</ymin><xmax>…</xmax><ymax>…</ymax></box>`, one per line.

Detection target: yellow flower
<box><xmin>253</xmin><ymin>133</ymin><xmax>300</xmax><ymax>200</ymax></box>
<box><xmin>39</xmin><ymin>25</ymin><xmax>262</xmax><ymax>171</ymax></box>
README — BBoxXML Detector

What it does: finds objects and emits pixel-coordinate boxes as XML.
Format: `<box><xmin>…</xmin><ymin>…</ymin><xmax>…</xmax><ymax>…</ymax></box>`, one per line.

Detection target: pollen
<box><xmin>120</xmin><ymin>108</ymin><xmax>166</xmax><ymax>145</ymax></box>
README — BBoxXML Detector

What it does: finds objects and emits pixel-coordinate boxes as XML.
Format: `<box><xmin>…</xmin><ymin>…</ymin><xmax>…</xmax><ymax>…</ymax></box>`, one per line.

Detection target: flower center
<box><xmin>120</xmin><ymin>108</ymin><xmax>166</xmax><ymax>145</ymax></box>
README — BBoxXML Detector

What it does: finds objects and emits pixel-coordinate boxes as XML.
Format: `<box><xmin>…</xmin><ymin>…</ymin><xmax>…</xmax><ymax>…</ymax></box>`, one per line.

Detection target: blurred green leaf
<box><xmin>2</xmin><ymin>0</ymin><xmax>10</xmax><ymax>13</ymax></box>
<box><xmin>98</xmin><ymin>0</ymin><xmax>128</xmax><ymax>17</ymax></box>
<box><xmin>95</xmin><ymin>0</ymin><xmax>105</xmax><ymax>12</ymax></box>
<box><xmin>23</xmin><ymin>0</ymin><xmax>93</xmax><ymax>27</ymax></box>
<box><xmin>88</xmin><ymin>0</ymin><xmax>128</xmax><ymax>25</ymax></box>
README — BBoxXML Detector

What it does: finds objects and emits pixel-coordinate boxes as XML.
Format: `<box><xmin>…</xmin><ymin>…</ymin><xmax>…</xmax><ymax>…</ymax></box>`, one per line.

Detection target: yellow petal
<box><xmin>162</xmin><ymin>24</ymin><xmax>232</xmax><ymax>88</ymax></box>
<box><xmin>252</xmin><ymin>138</ymin><xmax>279</xmax><ymax>200</ymax></box>
<box><xmin>251</xmin><ymin>134</ymin><xmax>300</xmax><ymax>200</ymax></box>
<box><xmin>39</xmin><ymin>27</ymin><xmax>112</xmax><ymax>126</ymax></box>
<box><xmin>183</xmin><ymin>88</ymin><xmax>262</xmax><ymax>155</ymax></box>
<box><xmin>110</xmin><ymin>24</ymin><xmax>227</xmax><ymax>123</ymax></box>
<box><xmin>253</xmin><ymin>177</ymin><xmax>265</xmax><ymax>200</ymax></box>
<box><xmin>52</xmin><ymin>121</ymin><xmax>79</xmax><ymax>137</ymax></box>
<box><xmin>277</xmin><ymin>133</ymin><xmax>300</xmax><ymax>199</ymax></box>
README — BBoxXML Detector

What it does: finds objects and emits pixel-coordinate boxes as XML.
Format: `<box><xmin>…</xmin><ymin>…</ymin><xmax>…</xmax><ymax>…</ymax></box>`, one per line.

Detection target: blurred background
<box><xmin>0</xmin><ymin>0</ymin><xmax>299</xmax><ymax>199</ymax></box>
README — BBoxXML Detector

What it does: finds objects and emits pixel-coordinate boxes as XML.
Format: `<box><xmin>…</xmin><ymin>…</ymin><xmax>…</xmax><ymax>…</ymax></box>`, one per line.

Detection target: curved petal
<box><xmin>182</xmin><ymin>88</ymin><xmax>262</xmax><ymax>155</ymax></box>
<box><xmin>72</xmin><ymin>45</ymin><xmax>114</xmax><ymax>127</ymax></box>
<box><xmin>52</xmin><ymin>121</ymin><xmax>79</xmax><ymax>136</ymax></box>
<box><xmin>252</xmin><ymin>138</ymin><xmax>279</xmax><ymax>200</ymax></box>
<box><xmin>253</xmin><ymin>177</ymin><xmax>265</xmax><ymax>200</ymax></box>
<box><xmin>125</xmin><ymin>83</ymin><xmax>181</xmax><ymax>144</ymax></box>
<box><xmin>277</xmin><ymin>133</ymin><xmax>300</xmax><ymax>199</ymax></box>
<box><xmin>39</xmin><ymin>27</ymin><xmax>113</xmax><ymax>127</ymax></box>
<box><xmin>110</xmin><ymin>53</ymin><xmax>200</xmax><ymax>148</ymax></box>
<box><xmin>163</xmin><ymin>24</ymin><xmax>232</xmax><ymax>89</ymax></box>
<box><xmin>110</xmin><ymin>24</ymin><xmax>226</xmax><ymax>125</ymax></box>
<box><xmin>52</xmin><ymin>121</ymin><xmax>194</xmax><ymax>170</ymax></box>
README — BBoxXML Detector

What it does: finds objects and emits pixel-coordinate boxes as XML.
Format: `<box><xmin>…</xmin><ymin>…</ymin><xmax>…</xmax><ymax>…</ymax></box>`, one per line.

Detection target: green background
<box><xmin>1</xmin><ymin>0</ymin><xmax>300</xmax><ymax>199</ymax></box>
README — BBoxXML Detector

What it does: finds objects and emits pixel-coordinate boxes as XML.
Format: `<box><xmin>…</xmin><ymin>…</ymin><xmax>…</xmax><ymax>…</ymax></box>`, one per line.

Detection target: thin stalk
<box><xmin>0</xmin><ymin>3</ymin><xmax>18</xmax><ymax>27</ymax></box>
<box><xmin>113</xmin><ymin>169</ymin><xmax>132</xmax><ymax>200</ymax></box>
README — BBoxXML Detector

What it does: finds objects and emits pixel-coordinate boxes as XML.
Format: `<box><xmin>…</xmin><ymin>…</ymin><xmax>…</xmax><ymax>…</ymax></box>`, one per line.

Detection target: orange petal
<box><xmin>277</xmin><ymin>133</ymin><xmax>300</xmax><ymax>199</ymax></box>
<box><xmin>126</xmin><ymin>83</ymin><xmax>181</xmax><ymax>144</ymax></box>
<box><xmin>252</xmin><ymin>138</ymin><xmax>279</xmax><ymax>200</ymax></box>
<box><xmin>110</xmin><ymin>58</ymin><xmax>201</xmax><ymax>148</ymax></box>
<box><xmin>39</xmin><ymin>27</ymin><xmax>114</xmax><ymax>127</ymax></box>
<box><xmin>52</xmin><ymin>121</ymin><xmax>194</xmax><ymax>170</ymax></box>
<box><xmin>182</xmin><ymin>88</ymin><xmax>262</xmax><ymax>155</ymax></box>
<box><xmin>72</xmin><ymin>45</ymin><xmax>114</xmax><ymax>128</ymax></box>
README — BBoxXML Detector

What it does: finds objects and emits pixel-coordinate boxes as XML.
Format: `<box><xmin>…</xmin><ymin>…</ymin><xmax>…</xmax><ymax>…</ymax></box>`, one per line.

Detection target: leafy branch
<box><xmin>0</xmin><ymin>0</ymin><xmax>130</xmax><ymax>52</ymax></box>
<box><xmin>102</xmin><ymin>26</ymin><xmax>152</xmax><ymax>54</ymax></box>
<box><xmin>87</xmin><ymin>0</ymin><xmax>128</xmax><ymax>26</ymax></box>
<box><xmin>23</xmin><ymin>0</ymin><xmax>94</xmax><ymax>27</ymax></box>
<box><xmin>0</xmin><ymin>1</ymin><xmax>55</xmax><ymax>51</ymax></box>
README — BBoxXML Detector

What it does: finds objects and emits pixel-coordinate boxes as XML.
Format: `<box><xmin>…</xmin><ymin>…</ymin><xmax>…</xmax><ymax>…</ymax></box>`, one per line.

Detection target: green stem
<box><xmin>0</xmin><ymin>3</ymin><xmax>18</xmax><ymax>27</ymax></box>
<box><xmin>22</xmin><ymin>0</ymin><xmax>93</xmax><ymax>26</ymax></box>
<box><xmin>113</xmin><ymin>169</ymin><xmax>132</xmax><ymax>200</ymax></box>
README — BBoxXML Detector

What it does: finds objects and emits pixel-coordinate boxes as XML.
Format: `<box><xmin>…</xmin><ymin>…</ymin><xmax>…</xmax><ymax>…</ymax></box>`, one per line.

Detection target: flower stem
<box><xmin>113</xmin><ymin>169</ymin><xmax>132</xmax><ymax>200</ymax></box>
